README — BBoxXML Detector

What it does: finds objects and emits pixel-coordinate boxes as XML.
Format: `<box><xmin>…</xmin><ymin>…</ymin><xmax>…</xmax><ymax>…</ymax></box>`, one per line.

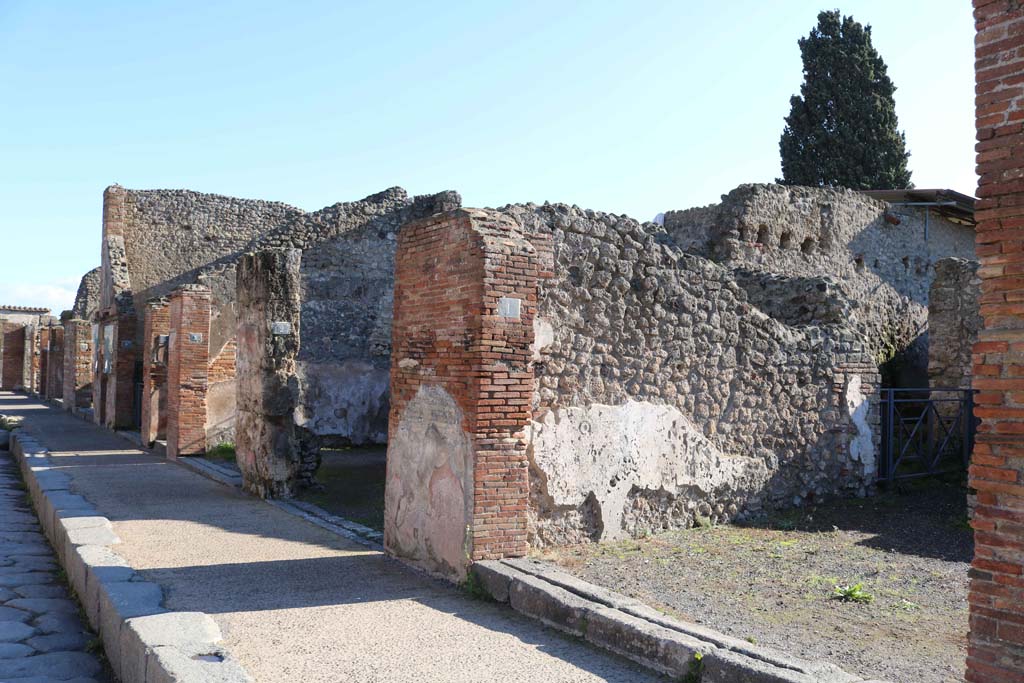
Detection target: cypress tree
<box><xmin>779</xmin><ymin>10</ymin><xmax>912</xmax><ymax>190</ymax></box>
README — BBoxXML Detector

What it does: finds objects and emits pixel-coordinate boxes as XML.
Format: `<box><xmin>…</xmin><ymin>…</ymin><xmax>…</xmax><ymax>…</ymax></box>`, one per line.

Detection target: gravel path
<box><xmin>0</xmin><ymin>449</ymin><xmax>110</xmax><ymax>682</ymax></box>
<box><xmin>2</xmin><ymin>392</ymin><xmax>664</xmax><ymax>683</ymax></box>
<box><xmin>541</xmin><ymin>480</ymin><xmax>971</xmax><ymax>683</ymax></box>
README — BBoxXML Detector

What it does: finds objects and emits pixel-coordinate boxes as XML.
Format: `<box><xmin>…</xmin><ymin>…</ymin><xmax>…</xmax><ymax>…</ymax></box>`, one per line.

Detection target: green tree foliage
<box><xmin>779</xmin><ymin>10</ymin><xmax>912</xmax><ymax>190</ymax></box>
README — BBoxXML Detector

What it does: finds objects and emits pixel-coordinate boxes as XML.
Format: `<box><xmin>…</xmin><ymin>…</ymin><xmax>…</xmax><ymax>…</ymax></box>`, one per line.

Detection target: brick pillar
<box><xmin>23</xmin><ymin>324</ymin><xmax>37</xmax><ymax>393</ymax></box>
<box><xmin>235</xmin><ymin>250</ymin><xmax>303</xmax><ymax>497</ymax></box>
<box><xmin>62</xmin><ymin>319</ymin><xmax>92</xmax><ymax>411</ymax></box>
<box><xmin>969</xmin><ymin>4</ymin><xmax>1024</xmax><ymax>681</ymax></box>
<box><xmin>46</xmin><ymin>325</ymin><xmax>64</xmax><ymax>401</ymax></box>
<box><xmin>166</xmin><ymin>285</ymin><xmax>211</xmax><ymax>458</ymax></box>
<box><xmin>385</xmin><ymin>209</ymin><xmax>536</xmax><ymax>581</ymax></box>
<box><xmin>37</xmin><ymin>326</ymin><xmax>51</xmax><ymax>398</ymax></box>
<box><xmin>140</xmin><ymin>301</ymin><xmax>170</xmax><ymax>446</ymax></box>
<box><xmin>111</xmin><ymin>314</ymin><xmax>137</xmax><ymax>429</ymax></box>
<box><xmin>1</xmin><ymin>322</ymin><xmax>25</xmax><ymax>390</ymax></box>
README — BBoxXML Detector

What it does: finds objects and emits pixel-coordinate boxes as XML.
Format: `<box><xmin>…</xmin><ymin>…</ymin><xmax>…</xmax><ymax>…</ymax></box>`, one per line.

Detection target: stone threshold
<box><xmin>473</xmin><ymin>558</ymin><xmax>890</xmax><ymax>683</ymax></box>
<box><xmin>9</xmin><ymin>431</ymin><xmax>251</xmax><ymax>683</ymax></box>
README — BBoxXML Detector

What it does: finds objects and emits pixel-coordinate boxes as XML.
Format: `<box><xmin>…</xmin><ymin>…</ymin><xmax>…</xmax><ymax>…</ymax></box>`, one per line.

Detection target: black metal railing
<box><xmin>878</xmin><ymin>387</ymin><xmax>976</xmax><ymax>483</ymax></box>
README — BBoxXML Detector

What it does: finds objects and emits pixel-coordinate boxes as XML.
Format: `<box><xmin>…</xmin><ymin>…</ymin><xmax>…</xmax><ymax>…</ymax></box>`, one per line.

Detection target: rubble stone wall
<box><xmin>496</xmin><ymin>203</ymin><xmax>880</xmax><ymax>546</ymax></box>
<box><xmin>102</xmin><ymin>184</ymin><xmax>459</xmax><ymax>448</ymax></box>
<box><xmin>71</xmin><ymin>268</ymin><xmax>101</xmax><ymax>320</ymax></box>
<box><xmin>113</xmin><ymin>187</ymin><xmax>301</xmax><ymax>331</ymax></box>
<box><xmin>235</xmin><ymin>249</ymin><xmax>305</xmax><ymax>497</ymax></box>
<box><xmin>929</xmin><ymin>258</ymin><xmax>982</xmax><ymax>390</ymax></box>
<box><xmin>665</xmin><ymin>184</ymin><xmax>976</xmax><ymax>385</ymax></box>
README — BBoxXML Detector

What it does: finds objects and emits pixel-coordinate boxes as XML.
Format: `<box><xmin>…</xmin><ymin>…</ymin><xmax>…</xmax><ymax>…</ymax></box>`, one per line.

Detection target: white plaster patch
<box><xmin>385</xmin><ymin>384</ymin><xmax>473</xmax><ymax>580</ymax></box>
<box><xmin>845</xmin><ymin>375</ymin><xmax>875</xmax><ymax>478</ymax></box>
<box><xmin>529</xmin><ymin>401</ymin><xmax>770</xmax><ymax>541</ymax></box>
<box><xmin>532</xmin><ymin>317</ymin><xmax>554</xmax><ymax>361</ymax></box>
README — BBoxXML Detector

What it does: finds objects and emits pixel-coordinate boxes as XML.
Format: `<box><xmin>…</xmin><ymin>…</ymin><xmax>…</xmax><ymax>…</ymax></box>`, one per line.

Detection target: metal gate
<box><xmin>878</xmin><ymin>387</ymin><xmax>976</xmax><ymax>483</ymax></box>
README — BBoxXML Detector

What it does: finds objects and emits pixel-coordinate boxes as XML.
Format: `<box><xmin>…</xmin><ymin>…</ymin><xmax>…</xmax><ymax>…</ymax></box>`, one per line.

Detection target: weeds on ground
<box><xmin>462</xmin><ymin>571</ymin><xmax>493</xmax><ymax>602</ymax></box>
<box><xmin>832</xmin><ymin>582</ymin><xmax>874</xmax><ymax>604</ymax></box>
<box><xmin>205</xmin><ymin>442</ymin><xmax>236</xmax><ymax>462</ymax></box>
<box><xmin>0</xmin><ymin>415</ymin><xmax>21</xmax><ymax>430</ymax></box>
<box><xmin>679</xmin><ymin>652</ymin><xmax>704</xmax><ymax>683</ymax></box>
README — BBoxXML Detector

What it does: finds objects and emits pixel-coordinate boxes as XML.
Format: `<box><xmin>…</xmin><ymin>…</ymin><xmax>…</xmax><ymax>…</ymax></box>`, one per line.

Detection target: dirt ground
<box><xmin>298</xmin><ymin>446</ymin><xmax>387</xmax><ymax>531</ymax></box>
<box><xmin>538</xmin><ymin>478</ymin><xmax>971</xmax><ymax>683</ymax></box>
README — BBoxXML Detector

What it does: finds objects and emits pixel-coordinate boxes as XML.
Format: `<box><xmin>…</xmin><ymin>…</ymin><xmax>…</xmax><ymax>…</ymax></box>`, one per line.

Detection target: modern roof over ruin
<box><xmin>0</xmin><ymin>305</ymin><xmax>50</xmax><ymax>313</ymax></box>
<box><xmin>860</xmin><ymin>188</ymin><xmax>976</xmax><ymax>226</ymax></box>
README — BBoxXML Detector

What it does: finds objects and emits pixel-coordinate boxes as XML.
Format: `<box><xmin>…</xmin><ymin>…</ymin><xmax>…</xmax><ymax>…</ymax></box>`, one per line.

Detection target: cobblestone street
<box><xmin>0</xmin><ymin>451</ymin><xmax>107</xmax><ymax>682</ymax></box>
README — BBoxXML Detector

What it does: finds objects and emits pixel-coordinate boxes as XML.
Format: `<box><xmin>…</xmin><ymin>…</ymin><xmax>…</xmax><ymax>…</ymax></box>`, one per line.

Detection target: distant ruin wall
<box><xmin>495</xmin><ymin>203</ymin><xmax>880</xmax><ymax>546</ymax></box>
<box><xmin>101</xmin><ymin>184</ymin><xmax>459</xmax><ymax>444</ymax></box>
<box><xmin>664</xmin><ymin>184</ymin><xmax>975</xmax><ymax>384</ymax></box>
<box><xmin>113</xmin><ymin>188</ymin><xmax>301</xmax><ymax>330</ymax></box>
<box><xmin>293</xmin><ymin>202</ymin><xmax>404</xmax><ymax>447</ymax></box>
<box><xmin>72</xmin><ymin>267</ymin><xmax>101</xmax><ymax>320</ymax></box>
<box><xmin>929</xmin><ymin>258</ymin><xmax>982</xmax><ymax>390</ymax></box>
<box><xmin>289</xmin><ymin>190</ymin><xmax>460</xmax><ymax>447</ymax></box>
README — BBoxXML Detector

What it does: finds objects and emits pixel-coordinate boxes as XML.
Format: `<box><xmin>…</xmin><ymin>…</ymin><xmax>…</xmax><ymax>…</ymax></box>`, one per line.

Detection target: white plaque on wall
<box><xmin>497</xmin><ymin>297</ymin><xmax>521</xmax><ymax>319</ymax></box>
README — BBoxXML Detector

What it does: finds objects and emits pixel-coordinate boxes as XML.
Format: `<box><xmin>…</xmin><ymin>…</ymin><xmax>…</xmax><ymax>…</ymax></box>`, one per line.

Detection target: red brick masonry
<box><xmin>166</xmin><ymin>286</ymin><xmax>211</xmax><ymax>458</ymax></box>
<box><xmin>387</xmin><ymin>209</ymin><xmax>537</xmax><ymax>574</ymax></box>
<box><xmin>970</xmin><ymin>3</ymin><xmax>1024</xmax><ymax>681</ymax></box>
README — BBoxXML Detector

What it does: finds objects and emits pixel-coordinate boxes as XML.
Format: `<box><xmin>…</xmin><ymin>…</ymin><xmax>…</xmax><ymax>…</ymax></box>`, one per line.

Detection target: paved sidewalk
<box><xmin>0</xmin><ymin>393</ymin><xmax>662</xmax><ymax>683</ymax></box>
<box><xmin>0</xmin><ymin>448</ymin><xmax>108</xmax><ymax>682</ymax></box>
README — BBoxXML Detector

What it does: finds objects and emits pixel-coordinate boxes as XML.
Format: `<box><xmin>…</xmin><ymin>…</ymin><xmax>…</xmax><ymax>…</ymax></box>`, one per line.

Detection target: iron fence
<box><xmin>878</xmin><ymin>387</ymin><xmax>975</xmax><ymax>483</ymax></box>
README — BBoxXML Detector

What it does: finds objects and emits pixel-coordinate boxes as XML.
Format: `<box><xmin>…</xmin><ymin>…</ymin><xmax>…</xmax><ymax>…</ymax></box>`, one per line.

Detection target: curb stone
<box><xmin>9</xmin><ymin>430</ymin><xmax>253</xmax><ymax>683</ymax></box>
<box><xmin>472</xmin><ymin>558</ymin><xmax>885</xmax><ymax>683</ymax></box>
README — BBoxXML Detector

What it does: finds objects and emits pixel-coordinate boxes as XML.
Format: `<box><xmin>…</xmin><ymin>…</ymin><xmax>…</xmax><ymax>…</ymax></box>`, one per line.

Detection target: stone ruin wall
<box><xmin>491</xmin><ymin>203</ymin><xmax>880</xmax><ymax>546</ymax></box>
<box><xmin>111</xmin><ymin>184</ymin><xmax>460</xmax><ymax>451</ymax></box>
<box><xmin>88</xmin><ymin>182</ymin><xmax>975</xmax><ymax>551</ymax></box>
<box><xmin>665</xmin><ymin>184</ymin><xmax>976</xmax><ymax>386</ymax></box>
<box><xmin>928</xmin><ymin>257</ymin><xmax>982</xmax><ymax>391</ymax></box>
<box><xmin>289</xmin><ymin>189</ymin><xmax>460</xmax><ymax>448</ymax></box>
<box><xmin>71</xmin><ymin>268</ymin><xmax>101</xmax><ymax>320</ymax></box>
<box><xmin>112</xmin><ymin>187</ymin><xmax>302</xmax><ymax>336</ymax></box>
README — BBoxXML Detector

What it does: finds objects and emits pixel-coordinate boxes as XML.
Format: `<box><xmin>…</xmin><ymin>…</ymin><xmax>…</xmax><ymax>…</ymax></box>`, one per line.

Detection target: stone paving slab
<box><xmin>0</xmin><ymin>452</ymin><xmax>108</xmax><ymax>682</ymax></box>
<box><xmin>2</xmin><ymin>392</ymin><xmax>667</xmax><ymax>683</ymax></box>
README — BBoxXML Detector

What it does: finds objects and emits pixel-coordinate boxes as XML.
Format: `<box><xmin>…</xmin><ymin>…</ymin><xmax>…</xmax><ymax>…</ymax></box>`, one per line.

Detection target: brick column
<box><xmin>385</xmin><ymin>209</ymin><xmax>536</xmax><ymax>581</ymax></box>
<box><xmin>235</xmin><ymin>250</ymin><xmax>303</xmax><ymax>497</ymax></box>
<box><xmin>23</xmin><ymin>324</ymin><xmax>37</xmax><ymax>393</ymax></box>
<box><xmin>62</xmin><ymin>319</ymin><xmax>92</xmax><ymax>411</ymax></box>
<box><xmin>140</xmin><ymin>301</ymin><xmax>170</xmax><ymax>446</ymax></box>
<box><xmin>1</xmin><ymin>322</ymin><xmax>24</xmax><ymax>390</ymax></box>
<box><xmin>37</xmin><ymin>326</ymin><xmax>51</xmax><ymax>398</ymax></box>
<box><xmin>111</xmin><ymin>314</ymin><xmax>137</xmax><ymax>429</ymax></box>
<box><xmin>46</xmin><ymin>325</ymin><xmax>64</xmax><ymax>401</ymax></box>
<box><xmin>166</xmin><ymin>285</ymin><xmax>211</xmax><ymax>459</ymax></box>
<box><xmin>969</xmin><ymin>4</ymin><xmax>1024</xmax><ymax>681</ymax></box>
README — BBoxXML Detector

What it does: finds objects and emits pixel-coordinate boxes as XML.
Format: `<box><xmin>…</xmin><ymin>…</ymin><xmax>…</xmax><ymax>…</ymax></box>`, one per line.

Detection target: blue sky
<box><xmin>0</xmin><ymin>1</ymin><xmax>975</xmax><ymax>313</ymax></box>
